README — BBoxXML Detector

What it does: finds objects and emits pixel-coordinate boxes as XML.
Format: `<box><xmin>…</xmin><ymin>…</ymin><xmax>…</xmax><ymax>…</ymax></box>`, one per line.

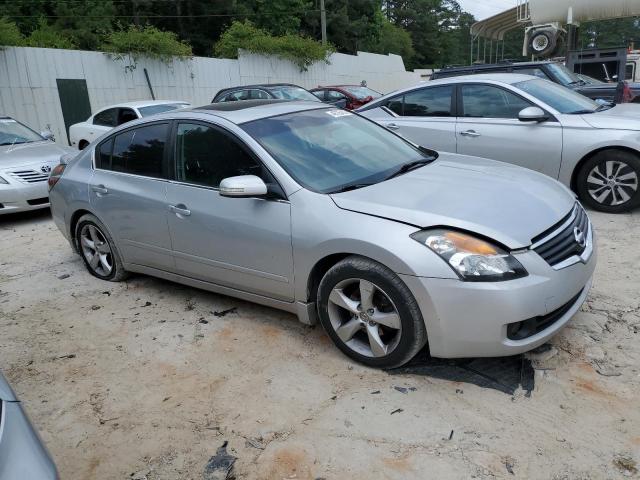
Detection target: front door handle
<box><xmin>169</xmin><ymin>204</ymin><xmax>191</xmax><ymax>217</ymax></box>
<box><xmin>91</xmin><ymin>184</ymin><xmax>108</xmax><ymax>195</ymax></box>
<box><xmin>385</xmin><ymin>123</ymin><xmax>400</xmax><ymax>130</ymax></box>
<box><xmin>460</xmin><ymin>130</ymin><xmax>481</xmax><ymax>138</ymax></box>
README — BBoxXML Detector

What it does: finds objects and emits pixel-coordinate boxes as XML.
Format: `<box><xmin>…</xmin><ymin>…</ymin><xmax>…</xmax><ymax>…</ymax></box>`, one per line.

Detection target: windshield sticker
<box><xmin>326</xmin><ymin>110</ymin><xmax>353</xmax><ymax>118</ymax></box>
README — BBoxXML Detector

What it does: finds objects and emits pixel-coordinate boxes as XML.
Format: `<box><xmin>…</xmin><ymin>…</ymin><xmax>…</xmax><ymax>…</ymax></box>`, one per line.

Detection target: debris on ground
<box><xmin>199</xmin><ymin>318</ymin><xmax>209</xmax><ymax>324</ymax></box>
<box><xmin>390</xmin><ymin>408</ymin><xmax>403</xmax><ymax>415</ymax></box>
<box><xmin>203</xmin><ymin>441</ymin><xmax>236</xmax><ymax>480</ymax></box>
<box><xmin>212</xmin><ymin>307</ymin><xmax>237</xmax><ymax>317</ymax></box>
<box><xmin>57</xmin><ymin>273</ymin><xmax>71</xmax><ymax>280</ymax></box>
<box><xmin>57</xmin><ymin>354</ymin><xmax>76</xmax><ymax>359</ymax></box>
<box><xmin>613</xmin><ymin>455</ymin><xmax>638</xmax><ymax>476</ymax></box>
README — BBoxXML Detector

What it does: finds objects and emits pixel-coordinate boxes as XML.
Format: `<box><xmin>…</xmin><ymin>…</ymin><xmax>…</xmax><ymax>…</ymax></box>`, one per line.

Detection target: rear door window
<box><xmin>388</xmin><ymin>86</ymin><xmax>454</xmax><ymax>117</ymax></box>
<box><xmin>99</xmin><ymin>123</ymin><xmax>169</xmax><ymax>178</ymax></box>
<box><xmin>93</xmin><ymin>108</ymin><xmax>118</xmax><ymax>127</ymax></box>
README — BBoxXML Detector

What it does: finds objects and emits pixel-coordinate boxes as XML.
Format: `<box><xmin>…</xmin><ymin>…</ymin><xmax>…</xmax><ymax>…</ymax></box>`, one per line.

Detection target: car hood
<box><xmin>0</xmin><ymin>372</ymin><xmax>17</xmax><ymax>401</ymax></box>
<box><xmin>330</xmin><ymin>153</ymin><xmax>575</xmax><ymax>249</ymax></box>
<box><xmin>0</xmin><ymin>141</ymin><xmax>73</xmax><ymax>169</ymax></box>
<box><xmin>582</xmin><ymin>104</ymin><xmax>640</xmax><ymax>130</ymax></box>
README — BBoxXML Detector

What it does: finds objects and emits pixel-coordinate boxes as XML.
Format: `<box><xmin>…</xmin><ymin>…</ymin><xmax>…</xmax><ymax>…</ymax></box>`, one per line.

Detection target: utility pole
<box><xmin>320</xmin><ymin>0</ymin><xmax>327</xmax><ymax>45</ymax></box>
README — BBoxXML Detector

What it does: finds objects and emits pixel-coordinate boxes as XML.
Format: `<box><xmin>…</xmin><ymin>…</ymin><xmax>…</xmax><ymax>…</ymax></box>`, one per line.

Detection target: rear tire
<box><xmin>576</xmin><ymin>150</ymin><xmax>640</xmax><ymax>213</ymax></box>
<box><xmin>317</xmin><ymin>255</ymin><xmax>427</xmax><ymax>368</ymax></box>
<box><xmin>75</xmin><ymin>214</ymin><xmax>129</xmax><ymax>281</ymax></box>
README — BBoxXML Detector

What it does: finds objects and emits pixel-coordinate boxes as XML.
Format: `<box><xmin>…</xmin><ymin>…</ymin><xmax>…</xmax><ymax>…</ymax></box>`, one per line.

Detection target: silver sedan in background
<box><xmin>0</xmin><ymin>116</ymin><xmax>73</xmax><ymax>215</ymax></box>
<box><xmin>358</xmin><ymin>74</ymin><xmax>640</xmax><ymax>213</ymax></box>
<box><xmin>0</xmin><ymin>372</ymin><xmax>58</xmax><ymax>479</ymax></box>
<box><xmin>48</xmin><ymin>100</ymin><xmax>595</xmax><ymax>368</ymax></box>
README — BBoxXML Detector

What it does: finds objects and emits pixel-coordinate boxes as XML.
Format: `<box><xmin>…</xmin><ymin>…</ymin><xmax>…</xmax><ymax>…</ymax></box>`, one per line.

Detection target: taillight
<box><xmin>48</xmin><ymin>163</ymin><xmax>66</xmax><ymax>191</ymax></box>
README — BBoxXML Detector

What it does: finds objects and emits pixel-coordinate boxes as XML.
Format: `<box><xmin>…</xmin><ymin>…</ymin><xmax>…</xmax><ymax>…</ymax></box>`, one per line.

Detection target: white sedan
<box><xmin>69</xmin><ymin>100</ymin><xmax>190</xmax><ymax>150</ymax></box>
<box><xmin>358</xmin><ymin>74</ymin><xmax>640</xmax><ymax>213</ymax></box>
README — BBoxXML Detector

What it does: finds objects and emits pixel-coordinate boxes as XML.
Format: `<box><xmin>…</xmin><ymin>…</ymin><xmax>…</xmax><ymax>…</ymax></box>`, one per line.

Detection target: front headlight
<box><xmin>411</xmin><ymin>229</ymin><xmax>527</xmax><ymax>282</ymax></box>
<box><xmin>0</xmin><ymin>175</ymin><xmax>8</xmax><ymax>184</ymax></box>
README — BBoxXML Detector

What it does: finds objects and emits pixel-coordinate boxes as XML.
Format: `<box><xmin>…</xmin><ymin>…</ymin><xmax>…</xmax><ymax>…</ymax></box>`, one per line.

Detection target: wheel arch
<box><xmin>570</xmin><ymin>145</ymin><xmax>640</xmax><ymax>191</ymax></box>
<box><xmin>305</xmin><ymin>253</ymin><xmax>354</xmax><ymax>304</ymax></box>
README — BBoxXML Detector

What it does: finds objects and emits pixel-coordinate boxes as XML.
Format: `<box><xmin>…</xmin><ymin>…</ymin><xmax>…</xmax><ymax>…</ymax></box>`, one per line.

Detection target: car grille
<box><xmin>507</xmin><ymin>289</ymin><xmax>584</xmax><ymax>340</ymax></box>
<box><xmin>531</xmin><ymin>204</ymin><xmax>590</xmax><ymax>268</ymax></box>
<box><xmin>8</xmin><ymin>169</ymin><xmax>49</xmax><ymax>183</ymax></box>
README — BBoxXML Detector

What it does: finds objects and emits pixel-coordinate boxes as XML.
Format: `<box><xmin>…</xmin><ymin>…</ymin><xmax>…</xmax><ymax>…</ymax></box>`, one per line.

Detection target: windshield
<box><xmin>0</xmin><ymin>118</ymin><xmax>44</xmax><ymax>146</ymax></box>
<box><xmin>341</xmin><ymin>86</ymin><xmax>382</xmax><ymax>100</ymax></box>
<box><xmin>138</xmin><ymin>103</ymin><xmax>190</xmax><ymax>117</ymax></box>
<box><xmin>514</xmin><ymin>79</ymin><xmax>600</xmax><ymax>114</ymax></box>
<box><xmin>547</xmin><ymin>63</ymin><xmax>582</xmax><ymax>86</ymax></box>
<box><xmin>241</xmin><ymin>108</ymin><xmax>431</xmax><ymax>193</ymax></box>
<box><xmin>268</xmin><ymin>86</ymin><xmax>320</xmax><ymax>102</ymax></box>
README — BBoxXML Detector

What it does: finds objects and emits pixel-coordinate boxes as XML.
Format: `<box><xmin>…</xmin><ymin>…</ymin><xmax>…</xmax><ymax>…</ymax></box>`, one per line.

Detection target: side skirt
<box><xmin>124</xmin><ymin>263</ymin><xmax>317</xmax><ymax>325</ymax></box>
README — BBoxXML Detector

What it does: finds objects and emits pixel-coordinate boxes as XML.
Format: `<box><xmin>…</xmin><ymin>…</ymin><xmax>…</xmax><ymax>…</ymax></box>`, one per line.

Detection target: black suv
<box><xmin>432</xmin><ymin>61</ymin><xmax>639</xmax><ymax>104</ymax></box>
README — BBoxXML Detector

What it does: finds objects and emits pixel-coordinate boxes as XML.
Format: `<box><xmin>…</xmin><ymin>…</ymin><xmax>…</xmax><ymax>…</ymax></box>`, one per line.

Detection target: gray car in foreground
<box><xmin>0</xmin><ymin>372</ymin><xmax>58</xmax><ymax>479</ymax></box>
<box><xmin>49</xmin><ymin>100</ymin><xmax>596</xmax><ymax>367</ymax></box>
<box><xmin>358</xmin><ymin>74</ymin><xmax>640</xmax><ymax>213</ymax></box>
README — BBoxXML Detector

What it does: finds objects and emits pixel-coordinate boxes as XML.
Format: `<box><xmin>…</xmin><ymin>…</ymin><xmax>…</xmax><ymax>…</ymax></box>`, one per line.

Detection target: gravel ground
<box><xmin>1</xmin><ymin>207</ymin><xmax>639</xmax><ymax>480</ymax></box>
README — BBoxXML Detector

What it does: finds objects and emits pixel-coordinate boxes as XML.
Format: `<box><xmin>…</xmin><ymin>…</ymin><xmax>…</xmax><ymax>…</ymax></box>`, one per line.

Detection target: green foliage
<box><xmin>236</xmin><ymin>0</ymin><xmax>313</xmax><ymax>36</ymax></box>
<box><xmin>0</xmin><ymin>17</ymin><xmax>25</xmax><ymax>47</ymax></box>
<box><xmin>102</xmin><ymin>25</ymin><xmax>192</xmax><ymax>66</ymax></box>
<box><xmin>53</xmin><ymin>0</ymin><xmax>116</xmax><ymax>50</ymax></box>
<box><xmin>364</xmin><ymin>18</ymin><xmax>414</xmax><ymax>61</ymax></box>
<box><xmin>26</xmin><ymin>18</ymin><xmax>76</xmax><ymax>49</ymax></box>
<box><xmin>215</xmin><ymin>20</ymin><xmax>333</xmax><ymax>71</ymax></box>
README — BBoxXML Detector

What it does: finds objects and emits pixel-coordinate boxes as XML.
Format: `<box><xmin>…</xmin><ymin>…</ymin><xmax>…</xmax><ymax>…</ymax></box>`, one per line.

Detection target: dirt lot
<box><xmin>1</xmin><ymin>208</ymin><xmax>639</xmax><ymax>479</ymax></box>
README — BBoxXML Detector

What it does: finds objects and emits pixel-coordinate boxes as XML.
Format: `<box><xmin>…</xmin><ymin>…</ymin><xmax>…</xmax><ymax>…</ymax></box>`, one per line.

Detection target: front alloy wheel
<box><xmin>577</xmin><ymin>150</ymin><xmax>640</xmax><ymax>213</ymax></box>
<box><xmin>327</xmin><ymin>278</ymin><xmax>402</xmax><ymax>358</ymax></box>
<box><xmin>317</xmin><ymin>256</ymin><xmax>427</xmax><ymax>368</ymax></box>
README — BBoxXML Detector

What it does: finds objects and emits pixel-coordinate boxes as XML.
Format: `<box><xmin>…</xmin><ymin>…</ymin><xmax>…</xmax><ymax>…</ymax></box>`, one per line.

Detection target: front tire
<box><xmin>576</xmin><ymin>150</ymin><xmax>640</xmax><ymax>213</ymax></box>
<box><xmin>317</xmin><ymin>256</ymin><xmax>427</xmax><ymax>368</ymax></box>
<box><xmin>75</xmin><ymin>214</ymin><xmax>128</xmax><ymax>281</ymax></box>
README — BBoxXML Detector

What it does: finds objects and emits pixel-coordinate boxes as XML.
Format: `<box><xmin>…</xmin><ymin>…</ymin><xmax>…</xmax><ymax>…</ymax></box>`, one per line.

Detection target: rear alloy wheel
<box><xmin>317</xmin><ymin>256</ymin><xmax>427</xmax><ymax>368</ymax></box>
<box><xmin>75</xmin><ymin>214</ymin><xmax>128</xmax><ymax>281</ymax></box>
<box><xmin>528</xmin><ymin>29</ymin><xmax>558</xmax><ymax>57</ymax></box>
<box><xmin>577</xmin><ymin>150</ymin><xmax>640</xmax><ymax>213</ymax></box>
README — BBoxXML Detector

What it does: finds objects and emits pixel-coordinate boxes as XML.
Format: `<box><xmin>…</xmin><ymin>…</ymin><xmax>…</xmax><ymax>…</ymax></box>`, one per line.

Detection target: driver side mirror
<box><xmin>518</xmin><ymin>107</ymin><xmax>548</xmax><ymax>123</ymax></box>
<box><xmin>219</xmin><ymin>175</ymin><xmax>268</xmax><ymax>198</ymax></box>
<box><xmin>40</xmin><ymin>130</ymin><xmax>55</xmax><ymax>141</ymax></box>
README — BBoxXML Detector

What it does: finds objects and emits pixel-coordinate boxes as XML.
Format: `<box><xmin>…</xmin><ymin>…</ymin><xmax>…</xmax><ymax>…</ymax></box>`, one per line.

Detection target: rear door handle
<box><xmin>385</xmin><ymin>123</ymin><xmax>400</xmax><ymax>130</ymax></box>
<box><xmin>460</xmin><ymin>130</ymin><xmax>481</xmax><ymax>138</ymax></box>
<box><xmin>91</xmin><ymin>184</ymin><xmax>108</xmax><ymax>195</ymax></box>
<box><xmin>169</xmin><ymin>204</ymin><xmax>191</xmax><ymax>217</ymax></box>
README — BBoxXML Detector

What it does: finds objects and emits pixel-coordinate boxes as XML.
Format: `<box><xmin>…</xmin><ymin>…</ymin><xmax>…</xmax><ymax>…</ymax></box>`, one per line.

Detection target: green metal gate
<box><xmin>56</xmin><ymin>79</ymin><xmax>91</xmax><ymax>145</ymax></box>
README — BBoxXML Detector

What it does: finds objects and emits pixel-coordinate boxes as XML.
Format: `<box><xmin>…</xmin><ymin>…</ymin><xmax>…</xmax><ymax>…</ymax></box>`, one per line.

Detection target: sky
<box><xmin>458</xmin><ymin>0</ymin><xmax>515</xmax><ymax>20</ymax></box>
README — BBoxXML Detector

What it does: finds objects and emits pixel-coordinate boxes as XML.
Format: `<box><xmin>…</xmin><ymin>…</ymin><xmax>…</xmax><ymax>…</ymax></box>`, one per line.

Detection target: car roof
<box><xmin>96</xmin><ymin>100</ymin><xmax>189</xmax><ymax>111</ymax></box>
<box><xmin>213</xmin><ymin>83</ymin><xmax>310</xmax><ymax>100</ymax></box>
<box><xmin>191</xmin><ymin>99</ymin><xmax>330</xmax><ymax>124</ymax></box>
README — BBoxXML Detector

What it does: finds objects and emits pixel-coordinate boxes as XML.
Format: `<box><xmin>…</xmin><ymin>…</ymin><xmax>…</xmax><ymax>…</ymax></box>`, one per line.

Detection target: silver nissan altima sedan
<box><xmin>48</xmin><ymin>100</ymin><xmax>596</xmax><ymax>368</ymax></box>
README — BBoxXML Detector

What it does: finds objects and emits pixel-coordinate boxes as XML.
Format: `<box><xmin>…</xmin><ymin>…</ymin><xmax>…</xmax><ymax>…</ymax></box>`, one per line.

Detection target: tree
<box><xmin>26</xmin><ymin>18</ymin><xmax>76</xmax><ymax>49</ymax></box>
<box><xmin>214</xmin><ymin>20</ymin><xmax>333</xmax><ymax>71</ymax></box>
<box><xmin>363</xmin><ymin>15</ymin><xmax>414</xmax><ymax>61</ymax></box>
<box><xmin>302</xmin><ymin>0</ymin><xmax>383</xmax><ymax>54</ymax></box>
<box><xmin>53</xmin><ymin>0</ymin><xmax>116</xmax><ymax>50</ymax></box>
<box><xmin>0</xmin><ymin>17</ymin><xmax>24</xmax><ymax>47</ymax></box>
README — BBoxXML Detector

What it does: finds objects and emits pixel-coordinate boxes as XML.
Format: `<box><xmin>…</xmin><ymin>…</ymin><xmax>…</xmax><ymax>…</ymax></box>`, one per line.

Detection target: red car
<box><xmin>310</xmin><ymin>85</ymin><xmax>382</xmax><ymax>110</ymax></box>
